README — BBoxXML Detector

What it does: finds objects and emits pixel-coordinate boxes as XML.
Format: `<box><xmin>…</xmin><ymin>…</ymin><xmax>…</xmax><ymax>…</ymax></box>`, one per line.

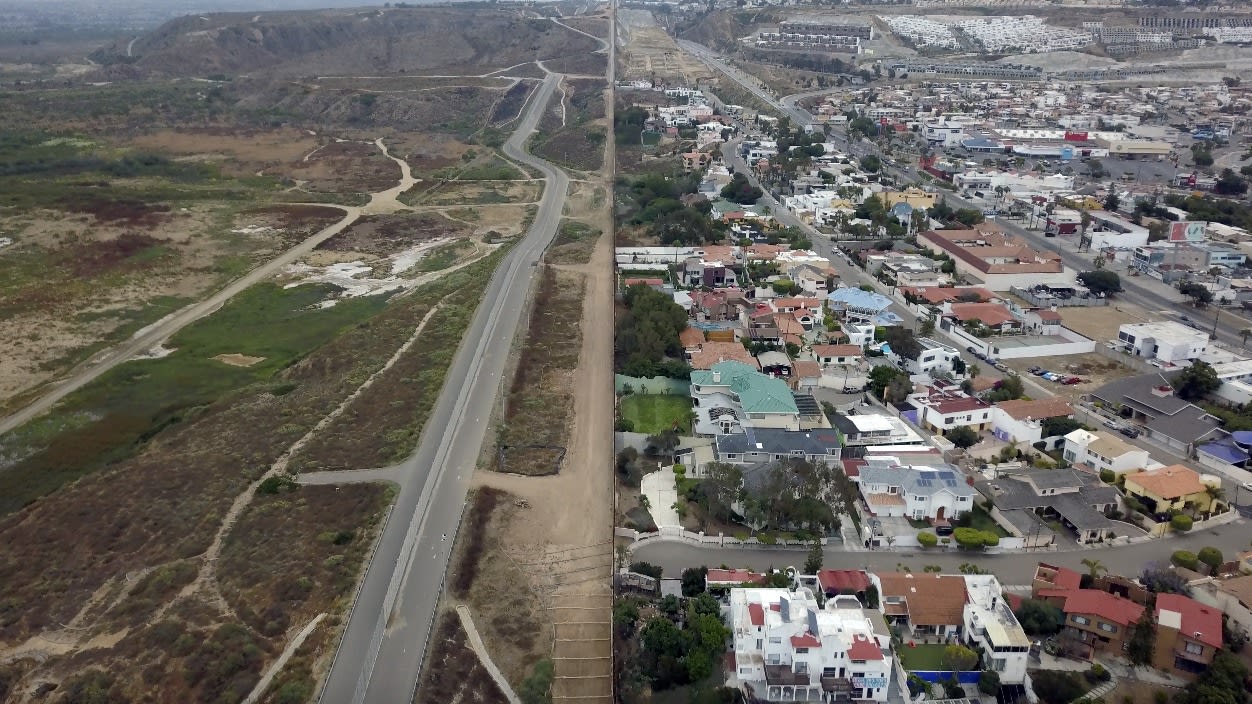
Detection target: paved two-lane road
<box><xmin>318</xmin><ymin>71</ymin><xmax>570</xmax><ymax>704</ymax></box>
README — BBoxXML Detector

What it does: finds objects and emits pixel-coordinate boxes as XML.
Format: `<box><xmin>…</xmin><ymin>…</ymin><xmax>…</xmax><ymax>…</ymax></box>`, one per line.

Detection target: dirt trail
<box><xmin>363</xmin><ymin>138</ymin><xmax>420</xmax><ymax>215</ymax></box>
<box><xmin>243</xmin><ymin>613</ymin><xmax>327</xmax><ymax>704</ymax></box>
<box><xmin>473</xmin><ymin>228</ymin><xmax>615</xmax><ymax>701</ymax></box>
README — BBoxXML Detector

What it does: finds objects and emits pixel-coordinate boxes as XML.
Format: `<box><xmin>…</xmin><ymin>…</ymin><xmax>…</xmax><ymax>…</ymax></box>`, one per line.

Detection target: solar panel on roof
<box><xmin>937</xmin><ymin>471</ymin><xmax>955</xmax><ymax>480</ymax></box>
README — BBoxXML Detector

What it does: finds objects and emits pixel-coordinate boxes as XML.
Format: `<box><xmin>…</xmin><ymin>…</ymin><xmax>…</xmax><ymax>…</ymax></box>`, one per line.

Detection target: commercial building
<box><xmin>1115</xmin><ymin>321</ymin><xmax>1209</xmax><ymax>365</ymax></box>
<box><xmin>919</xmin><ymin>226</ymin><xmax>1069</xmax><ymax>290</ymax></box>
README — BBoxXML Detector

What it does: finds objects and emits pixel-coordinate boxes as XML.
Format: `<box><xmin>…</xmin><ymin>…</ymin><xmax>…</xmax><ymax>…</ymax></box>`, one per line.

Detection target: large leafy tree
<box><xmin>1013</xmin><ymin>599</ymin><xmax>1063</xmax><ymax>635</ymax></box>
<box><xmin>616</xmin><ymin>284</ymin><xmax>688</xmax><ymax>377</ymax></box>
<box><xmin>1174</xmin><ymin>360</ymin><xmax>1220</xmax><ymax>401</ymax></box>
<box><xmin>1127</xmin><ymin>607</ymin><xmax>1156</xmax><ymax>666</ymax></box>
<box><xmin>947</xmin><ymin>425</ymin><xmax>979</xmax><ymax>450</ymax></box>
<box><xmin>701</xmin><ymin>462</ymin><xmax>743</xmax><ymax>522</ymax></box>
<box><xmin>1077</xmin><ymin>269</ymin><xmax>1122</xmax><ymax>296</ymax></box>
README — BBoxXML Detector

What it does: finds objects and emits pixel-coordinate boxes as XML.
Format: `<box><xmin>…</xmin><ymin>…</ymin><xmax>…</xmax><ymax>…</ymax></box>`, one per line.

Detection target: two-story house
<box><xmin>911</xmin><ymin>385</ymin><xmax>992</xmax><ymax>435</ymax></box>
<box><xmin>730</xmin><ymin>588</ymin><xmax>893</xmax><ymax>703</ymax></box>
<box><xmin>1152</xmin><ymin>593</ymin><xmax>1222</xmax><ymax>678</ymax></box>
<box><xmin>1062</xmin><ymin>429</ymin><xmax>1154</xmax><ymax>476</ymax></box>
<box><xmin>1035</xmin><ymin>588</ymin><xmax>1144</xmax><ymax>659</ymax></box>
<box><xmin>857</xmin><ymin>463</ymin><xmax>977</xmax><ymax>521</ymax></box>
<box><xmin>812</xmin><ymin>344</ymin><xmax>864</xmax><ymax>367</ymax></box>
<box><xmin>830</xmin><ymin>413</ymin><xmax>927</xmax><ymax>447</ymax></box>
<box><xmin>962</xmin><ymin>575</ymin><xmax>1030</xmax><ymax>685</ymax></box>
<box><xmin>893</xmin><ymin>338</ymin><xmax>962</xmax><ymax>377</ymax></box>
<box><xmin>690</xmin><ymin>361</ymin><xmax>829</xmax><ymax>436</ymax></box>
<box><xmin>990</xmin><ymin>398</ymin><xmax>1074</xmax><ymax>444</ymax></box>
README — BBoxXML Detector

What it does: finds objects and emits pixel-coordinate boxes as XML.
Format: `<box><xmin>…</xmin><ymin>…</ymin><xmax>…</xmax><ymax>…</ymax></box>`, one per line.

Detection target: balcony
<box><xmin>820</xmin><ymin>675</ymin><xmax>853</xmax><ymax>693</ymax></box>
<box><xmin>765</xmin><ymin>665</ymin><xmax>812</xmax><ymax>686</ymax></box>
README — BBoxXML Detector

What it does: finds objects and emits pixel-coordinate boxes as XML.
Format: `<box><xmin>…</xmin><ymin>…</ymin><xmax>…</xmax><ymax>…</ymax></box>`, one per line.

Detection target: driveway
<box><xmin>641</xmin><ymin>469</ymin><xmax>681</xmax><ymax>529</ymax></box>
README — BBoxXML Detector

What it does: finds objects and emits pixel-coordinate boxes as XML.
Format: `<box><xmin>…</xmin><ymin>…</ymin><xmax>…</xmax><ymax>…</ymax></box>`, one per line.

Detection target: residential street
<box><xmin>631</xmin><ymin>518</ymin><xmax>1250</xmax><ymax>584</ymax></box>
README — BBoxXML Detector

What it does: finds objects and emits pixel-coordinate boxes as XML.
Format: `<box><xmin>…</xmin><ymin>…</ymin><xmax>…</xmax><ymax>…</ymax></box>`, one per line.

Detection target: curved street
<box><xmin>318</xmin><ymin>71</ymin><xmax>570</xmax><ymax>703</ymax></box>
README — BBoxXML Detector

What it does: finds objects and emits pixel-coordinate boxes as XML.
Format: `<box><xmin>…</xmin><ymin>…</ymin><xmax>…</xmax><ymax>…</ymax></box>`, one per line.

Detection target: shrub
<box><xmin>1172</xmin><ymin>550</ymin><xmax>1199</xmax><ymax>571</ymax></box>
<box><xmin>917</xmin><ymin>531</ymin><xmax>938</xmax><ymax>548</ymax></box>
<box><xmin>629</xmin><ymin>561</ymin><xmax>662</xmax><ymax>579</ymax></box>
<box><xmin>1198</xmin><ymin>546</ymin><xmax>1224</xmax><ymax>569</ymax></box>
<box><xmin>1099</xmin><ymin>469</ymin><xmax>1115</xmax><ymax>483</ymax></box>
<box><xmin>979</xmin><ymin>670</ymin><xmax>1001</xmax><ymax>695</ymax></box>
<box><xmin>1171</xmin><ymin>514</ymin><xmax>1194</xmax><ymax>532</ymax></box>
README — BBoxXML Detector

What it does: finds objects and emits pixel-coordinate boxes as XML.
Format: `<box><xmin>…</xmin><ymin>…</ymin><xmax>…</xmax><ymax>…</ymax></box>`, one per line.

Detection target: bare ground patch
<box><xmin>497</xmin><ymin>266</ymin><xmax>585</xmax><ymax>476</ymax></box>
<box><xmin>415</xmin><ymin>609</ymin><xmax>511</xmax><ymax>704</ymax></box>
<box><xmin>315</xmin><ymin>212</ymin><xmax>467</xmax><ymax>258</ymax></box>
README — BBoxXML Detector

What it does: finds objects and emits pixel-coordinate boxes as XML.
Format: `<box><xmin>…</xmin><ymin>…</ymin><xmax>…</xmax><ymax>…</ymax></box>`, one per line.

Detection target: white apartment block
<box><xmin>730</xmin><ymin>588</ymin><xmax>893</xmax><ymax>703</ymax></box>
<box><xmin>962</xmin><ymin>575</ymin><xmax>1030</xmax><ymax>685</ymax></box>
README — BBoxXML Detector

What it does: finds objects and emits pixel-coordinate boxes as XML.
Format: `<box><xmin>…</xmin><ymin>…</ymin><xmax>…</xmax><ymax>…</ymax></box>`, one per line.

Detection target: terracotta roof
<box><xmin>817</xmin><ymin>569</ymin><xmax>870</xmax><ymax>594</ymax></box>
<box><xmin>1217</xmin><ymin>575</ymin><xmax>1252</xmax><ymax>609</ymax></box>
<box><xmin>680</xmin><ymin>327</ymin><xmax>706</xmax><ymax>348</ymax></box>
<box><xmin>690</xmin><ymin>342</ymin><xmax>760</xmax><ymax>370</ymax></box>
<box><xmin>867</xmin><ymin>493</ymin><xmax>906</xmax><ymax>506</ymax></box>
<box><xmin>842</xmin><ymin>458</ymin><xmax>865</xmax><ymax>478</ymax></box>
<box><xmin>949</xmin><ymin>302</ymin><xmax>1018</xmax><ymax>327</ymax></box>
<box><xmin>1155</xmin><ymin>593</ymin><xmax>1223</xmax><ymax>649</ymax></box>
<box><xmin>1035</xmin><ymin>563</ymin><xmax>1082</xmax><ymax>591</ymax></box>
<box><xmin>774</xmin><ymin>315</ymin><xmax>806</xmax><ymax>335</ymax></box>
<box><xmin>813</xmin><ymin>344</ymin><xmax>862</xmax><ymax>358</ymax></box>
<box><xmin>848</xmin><ymin>634</ymin><xmax>883</xmax><ymax>661</ymax></box>
<box><xmin>1037</xmin><ymin>309</ymin><xmax>1063</xmax><ymax>321</ymax></box>
<box><xmin>995</xmin><ymin>398</ymin><xmax>1073</xmax><ymax>421</ymax></box>
<box><xmin>791</xmin><ymin>360</ymin><xmax>821</xmax><ymax>379</ymax></box>
<box><xmin>791</xmin><ymin>632</ymin><xmax>822</xmax><ymax>648</ymax></box>
<box><xmin>925</xmin><ymin>396</ymin><xmax>990</xmax><ymax>415</ymax></box>
<box><xmin>1043</xmin><ymin>588</ymin><xmax>1144</xmax><ymax>627</ymax></box>
<box><xmin>748</xmin><ymin>602</ymin><xmax>765</xmax><ymax>626</ymax></box>
<box><xmin>707</xmin><ymin>568</ymin><xmax>765</xmax><ymax>585</ymax></box>
<box><xmin>875</xmin><ymin>574</ymin><xmax>968</xmax><ymax>627</ymax></box>
<box><xmin>1126</xmin><ymin>465</ymin><xmax>1207</xmax><ymax>500</ymax></box>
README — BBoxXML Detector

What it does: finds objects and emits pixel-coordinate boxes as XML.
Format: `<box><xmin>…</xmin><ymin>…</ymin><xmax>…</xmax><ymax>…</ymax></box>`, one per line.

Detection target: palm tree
<box><xmin>1205</xmin><ymin>484</ymin><xmax>1226</xmax><ymax>512</ymax></box>
<box><xmin>1080</xmin><ymin>558</ymin><xmax>1107</xmax><ymax>579</ymax></box>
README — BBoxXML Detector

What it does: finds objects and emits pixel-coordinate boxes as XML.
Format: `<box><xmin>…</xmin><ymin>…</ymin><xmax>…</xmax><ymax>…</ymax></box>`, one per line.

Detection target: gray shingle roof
<box><xmin>716</xmin><ymin>428</ymin><xmax>842</xmax><ymax>457</ymax></box>
<box><xmin>859</xmin><ymin>464</ymin><xmax>976</xmax><ymax>499</ymax></box>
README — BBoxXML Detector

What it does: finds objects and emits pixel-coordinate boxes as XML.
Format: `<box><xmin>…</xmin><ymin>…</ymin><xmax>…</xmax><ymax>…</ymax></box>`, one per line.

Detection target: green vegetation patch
<box><xmin>898</xmin><ymin>643</ymin><xmax>950</xmax><ymax>671</ymax></box>
<box><xmin>0</xmin><ymin>283</ymin><xmax>389</xmax><ymax>515</ymax></box>
<box><xmin>417</xmin><ymin>240</ymin><xmax>474</xmax><ymax>272</ymax></box>
<box><xmin>546</xmin><ymin>219</ymin><xmax>601</xmax><ymax>265</ymax></box>
<box><xmin>619</xmin><ymin>395</ymin><xmax>693</xmax><ymax>435</ymax></box>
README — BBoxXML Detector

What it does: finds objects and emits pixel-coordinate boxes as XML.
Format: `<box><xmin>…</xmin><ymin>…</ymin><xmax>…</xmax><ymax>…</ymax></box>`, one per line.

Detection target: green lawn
<box><xmin>967</xmin><ymin>505</ymin><xmax>1010</xmax><ymax>538</ymax></box>
<box><xmin>620</xmin><ymin>394</ymin><xmax>693</xmax><ymax>434</ymax></box>
<box><xmin>898</xmin><ymin>643</ymin><xmax>950</xmax><ymax>671</ymax></box>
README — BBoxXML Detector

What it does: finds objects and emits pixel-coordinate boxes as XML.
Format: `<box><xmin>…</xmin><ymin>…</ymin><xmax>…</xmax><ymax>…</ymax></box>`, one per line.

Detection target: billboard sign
<box><xmin>1064</xmin><ymin>130</ymin><xmax>1088</xmax><ymax>142</ymax></box>
<box><xmin>1169</xmin><ymin>221</ymin><xmax>1207</xmax><ymax>242</ymax></box>
<box><xmin>853</xmin><ymin>677</ymin><xmax>890</xmax><ymax>689</ymax></box>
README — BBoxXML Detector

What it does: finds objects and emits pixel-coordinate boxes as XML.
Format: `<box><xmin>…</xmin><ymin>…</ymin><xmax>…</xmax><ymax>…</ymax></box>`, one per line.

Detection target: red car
<box><xmin>1062</xmin><ymin>376</ymin><xmax>1084</xmax><ymax>385</ymax></box>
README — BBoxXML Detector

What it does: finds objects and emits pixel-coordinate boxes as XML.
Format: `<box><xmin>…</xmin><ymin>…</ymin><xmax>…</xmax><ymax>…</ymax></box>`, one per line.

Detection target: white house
<box><xmin>856</xmin><ymin>462</ymin><xmax>977</xmax><ymax>521</ymax></box>
<box><xmin>962</xmin><ymin>575</ymin><xmax>1030</xmax><ymax>685</ymax></box>
<box><xmin>730</xmin><ymin>587</ymin><xmax>893</xmax><ymax>703</ymax></box>
<box><xmin>911</xmin><ymin>384</ymin><xmax>992</xmax><ymax>434</ymax></box>
<box><xmin>690</xmin><ymin>361</ymin><xmax>805</xmax><ymax>435</ymax></box>
<box><xmin>831</xmin><ymin>414</ymin><xmax>927</xmax><ymax>447</ymax></box>
<box><xmin>1115</xmin><ymin>321</ymin><xmax>1209</xmax><ymax>365</ymax></box>
<box><xmin>893</xmin><ymin>338</ymin><xmax>962</xmax><ymax>377</ymax></box>
<box><xmin>1062</xmin><ymin>429</ymin><xmax>1157</xmax><ymax>476</ymax></box>
<box><xmin>990</xmin><ymin>398</ymin><xmax>1075</xmax><ymax>444</ymax></box>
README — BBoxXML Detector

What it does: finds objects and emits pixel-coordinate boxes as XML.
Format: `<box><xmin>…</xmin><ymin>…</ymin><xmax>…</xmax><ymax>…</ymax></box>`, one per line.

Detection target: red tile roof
<box><xmin>813</xmin><ymin>344</ymin><xmax>863</xmax><ymax>358</ymax></box>
<box><xmin>1044</xmin><ymin>588</ymin><xmax>1144</xmax><ymax>627</ymax></box>
<box><xmin>817</xmin><ymin>569</ymin><xmax>870</xmax><ymax>594</ymax></box>
<box><xmin>791</xmin><ymin>632</ymin><xmax>822</xmax><ymax>648</ymax></box>
<box><xmin>848</xmin><ymin>634</ymin><xmax>883</xmax><ymax>661</ymax></box>
<box><xmin>1155</xmin><ymin>593</ymin><xmax>1223</xmax><ymax>649</ymax></box>
<box><xmin>949</xmin><ymin>302</ymin><xmax>1018</xmax><ymax>327</ymax></box>
<box><xmin>747</xmin><ymin>602</ymin><xmax>765</xmax><ymax>626</ymax></box>
<box><xmin>1035</xmin><ymin>563</ymin><xmax>1082</xmax><ymax>591</ymax></box>
<box><xmin>927</xmin><ymin>396</ymin><xmax>991</xmax><ymax>415</ymax></box>
<box><xmin>708</xmin><ymin>568</ymin><xmax>766</xmax><ymax>585</ymax></box>
<box><xmin>690</xmin><ymin>342</ymin><xmax>760</xmax><ymax>370</ymax></box>
<box><xmin>792</xmin><ymin>360</ymin><xmax>822</xmax><ymax>380</ymax></box>
<box><xmin>842</xmin><ymin>459</ymin><xmax>865</xmax><ymax>478</ymax></box>
<box><xmin>680</xmin><ymin>327</ymin><xmax>706</xmax><ymax>348</ymax></box>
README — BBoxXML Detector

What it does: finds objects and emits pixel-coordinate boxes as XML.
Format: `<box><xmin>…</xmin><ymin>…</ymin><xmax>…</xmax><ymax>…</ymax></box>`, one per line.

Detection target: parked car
<box><xmin>935</xmin><ymin>524</ymin><xmax>954</xmax><ymax>536</ymax></box>
<box><xmin>1034</xmin><ymin>369</ymin><xmax>1051</xmax><ymax>376</ymax></box>
<box><xmin>1119</xmin><ymin>426</ymin><xmax>1141</xmax><ymax>438</ymax></box>
<box><xmin>1062</xmin><ymin>376</ymin><xmax>1084</xmax><ymax>385</ymax></box>
<box><xmin>967</xmin><ymin>346</ymin><xmax>978</xmax><ymax>354</ymax></box>
<box><xmin>1027</xmin><ymin>366</ymin><xmax>1041</xmax><ymax>374</ymax></box>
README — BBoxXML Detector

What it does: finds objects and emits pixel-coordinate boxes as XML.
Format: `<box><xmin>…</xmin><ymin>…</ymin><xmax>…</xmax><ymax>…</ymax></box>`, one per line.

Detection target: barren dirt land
<box><xmin>0</xmin><ymin>4</ymin><xmax>610</xmax><ymax>702</ymax></box>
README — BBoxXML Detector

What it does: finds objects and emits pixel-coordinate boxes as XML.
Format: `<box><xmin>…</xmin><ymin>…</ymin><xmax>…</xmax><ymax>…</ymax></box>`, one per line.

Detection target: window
<box><xmin>1072</xmin><ymin>615</ymin><xmax>1091</xmax><ymax>625</ymax></box>
<box><xmin>768</xmin><ymin>654</ymin><xmax>780</xmax><ymax>665</ymax></box>
<box><xmin>1185</xmin><ymin>642</ymin><xmax>1204</xmax><ymax>656</ymax></box>
<box><xmin>795</xmin><ymin>661</ymin><xmax>809</xmax><ymax>674</ymax></box>
<box><xmin>756</xmin><ymin>639</ymin><xmax>762</xmax><ymax>650</ymax></box>
<box><xmin>769</xmin><ymin>637</ymin><xmax>782</xmax><ymax>644</ymax></box>
<box><xmin>1098</xmin><ymin>622</ymin><xmax>1117</xmax><ymax>633</ymax></box>
<box><xmin>993</xmin><ymin>658</ymin><xmax>1006</xmax><ymax>672</ymax></box>
<box><xmin>796</xmin><ymin>648</ymin><xmax>809</xmax><ymax>654</ymax></box>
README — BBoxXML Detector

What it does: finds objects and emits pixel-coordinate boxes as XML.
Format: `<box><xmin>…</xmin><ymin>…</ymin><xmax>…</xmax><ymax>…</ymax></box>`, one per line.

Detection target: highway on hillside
<box><xmin>318</xmin><ymin>71</ymin><xmax>570</xmax><ymax>704</ymax></box>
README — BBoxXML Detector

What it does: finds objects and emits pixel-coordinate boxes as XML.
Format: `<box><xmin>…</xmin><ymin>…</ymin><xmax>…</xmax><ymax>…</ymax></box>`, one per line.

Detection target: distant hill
<box><xmin>91</xmin><ymin>6</ymin><xmax>600</xmax><ymax>78</ymax></box>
